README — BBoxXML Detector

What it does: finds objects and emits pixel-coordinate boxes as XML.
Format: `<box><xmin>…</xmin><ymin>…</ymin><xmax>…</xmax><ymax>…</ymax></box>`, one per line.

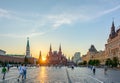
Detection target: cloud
<box><xmin>0</xmin><ymin>33</ymin><xmax>23</xmax><ymax>38</ymax></box>
<box><xmin>1</xmin><ymin>4</ymin><xmax>120</xmax><ymax>38</ymax></box>
<box><xmin>0</xmin><ymin>32</ymin><xmax>46</xmax><ymax>38</ymax></box>
<box><xmin>93</xmin><ymin>5</ymin><xmax>120</xmax><ymax>19</ymax></box>
<box><xmin>45</xmin><ymin>13</ymin><xmax>91</xmax><ymax>30</ymax></box>
<box><xmin>27</xmin><ymin>32</ymin><xmax>46</xmax><ymax>37</ymax></box>
<box><xmin>0</xmin><ymin>8</ymin><xmax>89</xmax><ymax>30</ymax></box>
<box><xmin>0</xmin><ymin>8</ymin><xmax>96</xmax><ymax>38</ymax></box>
<box><xmin>0</xmin><ymin>8</ymin><xmax>11</xmax><ymax>18</ymax></box>
<box><xmin>47</xmin><ymin>14</ymin><xmax>73</xmax><ymax>29</ymax></box>
<box><xmin>0</xmin><ymin>8</ymin><xmax>33</xmax><ymax>22</ymax></box>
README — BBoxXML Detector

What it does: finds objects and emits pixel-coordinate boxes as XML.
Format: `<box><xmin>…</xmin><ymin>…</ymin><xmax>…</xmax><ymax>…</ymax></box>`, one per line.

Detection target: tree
<box><xmin>88</xmin><ymin>59</ymin><xmax>100</xmax><ymax>66</ymax></box>
<box><xmin>112</xmin><ymin>57</ymin><xmax>119</xmax><ymax>67</ymax></box>
<box><xmin>88</xmin><ymin>60</ymin><xmax>94</xmax><ymax>65</ymax></box>
<box><xmin>105</xmin><ymin>58</ymin><xmax>112</xmax><ymax>67</ymax></box>
<box><xmin>95</xmin><ymin>60</ymin><xmax>100</xmax><ymax>66</ymax></box>
<box><xmin>83</xmin><ymin>61</ymin><xmax>87</xmax><ymax>65</ymax></box>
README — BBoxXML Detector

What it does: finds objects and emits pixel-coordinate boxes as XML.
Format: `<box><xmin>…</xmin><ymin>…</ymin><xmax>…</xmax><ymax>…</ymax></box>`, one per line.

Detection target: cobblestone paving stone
<box><xmin>0</xmin><ymin>67</ymin><xmax>120</xmax><ymax>83</ymax></box>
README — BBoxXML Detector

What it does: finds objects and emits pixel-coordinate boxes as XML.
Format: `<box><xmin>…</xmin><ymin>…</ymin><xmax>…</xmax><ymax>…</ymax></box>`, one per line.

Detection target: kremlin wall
<box><xmin>0</xmin><ymin>38</ymin><xmax>36</xmax><ymax>64</ymax></box>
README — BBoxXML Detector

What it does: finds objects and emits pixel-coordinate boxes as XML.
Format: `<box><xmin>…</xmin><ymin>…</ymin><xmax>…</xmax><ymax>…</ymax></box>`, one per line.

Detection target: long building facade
<box><xmin>82</xmin><ymin>21</ymin><xmax>120</xmax><ymax>65</ymax></box>
<box><xmin>82</xmin><ymin>45</ymin><xmax>105</xmax><ymax>64</ymax></box>
<box><xmin>0</xmin><ymin>38</ymin><xmax>35</xmax><ymax>64</ymax></box>
<box><xmin>105</xmin><ymin>21</ymin><xmax>120</xmax><ymax>61</ymax></box>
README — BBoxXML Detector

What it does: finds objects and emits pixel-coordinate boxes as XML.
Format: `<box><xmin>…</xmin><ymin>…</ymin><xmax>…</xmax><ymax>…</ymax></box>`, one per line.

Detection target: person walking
<box><xmin>92</xmin><ymin>66</ymin><xmax>96</xmax><ymax>75</ymax></box>
<box><xmin>2</xmin><ymin>65</ymin><xmax>7</xmax><ymax>80</ymax></box>
<box><xmin>23</xmin><ymin>64</ymin><xmax>27</xmax><ymax>79</ymax></box>
<box><xmin>17</xmin><ymin>64</ymin><xmax>24</xmax><ymax>81</ymax></box>
<box><xmin>7</xmin><ymin>64</ymin><xmax>10</xmax><ymax>72</ymax></box>
<box><xmin>104</xmin><ymin>65</ymin><xmax>108</xmax><ymax>75</ymax></box>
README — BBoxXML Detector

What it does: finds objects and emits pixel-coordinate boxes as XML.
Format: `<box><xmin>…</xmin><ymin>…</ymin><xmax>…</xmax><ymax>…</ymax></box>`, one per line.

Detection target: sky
<box><xmin>0</xmin><ymin>0</ymin><xmax>120</xmax><ymax>59</ymax></box>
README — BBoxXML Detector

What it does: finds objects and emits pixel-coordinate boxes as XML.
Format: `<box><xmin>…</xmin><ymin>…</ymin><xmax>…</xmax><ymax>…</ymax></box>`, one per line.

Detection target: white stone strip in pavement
<box><xmin>66</xmin><ymin>68</ymin><xmax>72</xmax><ymax>83</ymax></box>
<box><xmin>88</xmin><ymin>75</ymin><xmax>104</xmax><ymax>83</ymax></box>
<box><xmin>0</xmin><ymin>76</ymin><xmax>17</xmax><ymax>82</ymax></box>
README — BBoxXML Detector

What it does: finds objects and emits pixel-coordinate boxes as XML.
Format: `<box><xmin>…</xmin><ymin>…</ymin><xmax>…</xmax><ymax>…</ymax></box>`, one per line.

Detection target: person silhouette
<box><xmin>92</xmin><ymin>66</ymin><xmax>96</xmax><ymax>75</ymax></box>
<box><xmin>104</xmin><ymin>65</ymin><xmax>108</xmax><ymax>75</ymax></box>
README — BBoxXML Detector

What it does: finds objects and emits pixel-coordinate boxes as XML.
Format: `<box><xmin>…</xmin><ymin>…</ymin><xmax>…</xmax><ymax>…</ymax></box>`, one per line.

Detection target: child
<box><xmin>2</xmin><ymin>66</ymin><xmax>7</xmax><ymax>80</ymax></box>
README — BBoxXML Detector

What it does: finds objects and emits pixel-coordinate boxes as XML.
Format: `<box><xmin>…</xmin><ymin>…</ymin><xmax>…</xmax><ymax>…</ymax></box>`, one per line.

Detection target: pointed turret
<box><xmin>89</xmin><ymin>45</ymin><xmax>97</xmax><ymax>53</ymax></box>
<box><xmin>27</xmin><ymin>37</ymin><xmax>30</xmax><ymax>47</ymax></box>
<box><xmin>50</xmin><ymin>44</ymin><xmax>52</xmax><ymax>52</ymax></box>
<box><xmin>49</xmin><ymin>44</ymin><xmax>52</xmax><ymax>56</ymax></box>
<box><xmin>38</xmin><ymin>51</ymin><xmax>42</xmax><ymax>64</ymax></box>
<box><xmin>58</xmin><ymin>44</ymin><xmax>62</xmax><ymax>55</ymax></box>
<box><xmin>109</xmin><ymin>20</ymin><xmax>116</xmax><ymax>38</ymax></box>
<box><xmin>39</xmin><ymin>51</ymin><xmax>42</xmax><ymax>60</ymax></box>
<box><xmin>59</xmin><ymin>44</ymin><xmax>61</xmax><ymax>52</ymax></box>
<box><xmin>26</xmin><ymin>37</ymin><xmax>30</xmax><ymax>57</ymax></box>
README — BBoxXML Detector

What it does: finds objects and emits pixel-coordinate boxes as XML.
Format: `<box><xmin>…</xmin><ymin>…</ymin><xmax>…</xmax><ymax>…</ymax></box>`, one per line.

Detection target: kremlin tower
<box><xmin>26</xmin><ymin>37</ymin><xmax>31</xmax><ymax>57</ymax></box>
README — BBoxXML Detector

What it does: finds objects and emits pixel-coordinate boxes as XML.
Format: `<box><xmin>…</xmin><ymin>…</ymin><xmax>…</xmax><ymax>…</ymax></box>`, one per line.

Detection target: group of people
<box><xmin>1</xmin><ymin>64</ymin><xmax>27</xmax><ymax>81</ymax></box>
<box><xmin>17</xmin><ymin>64</ymin><xmax>27</xmax><ymax>81</ymax></box>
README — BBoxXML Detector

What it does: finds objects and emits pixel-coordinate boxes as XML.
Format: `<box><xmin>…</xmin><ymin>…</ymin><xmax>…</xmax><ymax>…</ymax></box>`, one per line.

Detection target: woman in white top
<box><xmin>17</xmin><ymin>64</ymin><xmax>24</xmax><ymax>81</ymax></box>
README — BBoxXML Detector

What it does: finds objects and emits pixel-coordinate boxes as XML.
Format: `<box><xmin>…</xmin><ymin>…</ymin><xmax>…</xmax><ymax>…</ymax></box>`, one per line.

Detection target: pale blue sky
<box><xmin>0</xmin><ymin>0</ymin><xmax>120</xmax><ymax>58</ymax></box>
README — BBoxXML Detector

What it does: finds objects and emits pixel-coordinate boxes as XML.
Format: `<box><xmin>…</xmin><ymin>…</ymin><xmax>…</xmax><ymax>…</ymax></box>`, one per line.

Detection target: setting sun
<box><xmin>42</xmin><ymin>57</ymin><xmax>46</xmax><ymax>61</ymax></box>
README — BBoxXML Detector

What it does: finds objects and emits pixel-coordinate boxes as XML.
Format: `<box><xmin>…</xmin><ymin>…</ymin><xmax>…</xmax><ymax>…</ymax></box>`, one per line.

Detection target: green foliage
<box><xmin>88</xmin><ymin>60</ymin><xmax>94</xmax><ymax>65</ymax></box>
<box><xmin>105</xmin><ymin>58</ymin><xmax>112</xmax><ymax>67</ymax></box>
<box><xmin>112</xmin><ymin>57</ymin><xmax>119</xmax><ymax>67</ymax></box>
<box><xmin>94</xmin><ymin>60</ymin><xmax>100</xmax><ymax>66</ymax></box>
<box><xmin>88</xmin><ymin>59</ymin><xmax>100</xmax><ymax>66</ymax></box>
<box><xmin>105</xmin><ymin>57</ymin><xmax>119</xmax><ymax>67</ymax></box>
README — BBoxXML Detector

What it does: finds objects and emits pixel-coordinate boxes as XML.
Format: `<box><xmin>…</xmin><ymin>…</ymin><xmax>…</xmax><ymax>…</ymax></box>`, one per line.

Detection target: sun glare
<box><xmin>42</xmin><ymin>57</ymin><xmax>46</xmax><ymax>61</ymax></box>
